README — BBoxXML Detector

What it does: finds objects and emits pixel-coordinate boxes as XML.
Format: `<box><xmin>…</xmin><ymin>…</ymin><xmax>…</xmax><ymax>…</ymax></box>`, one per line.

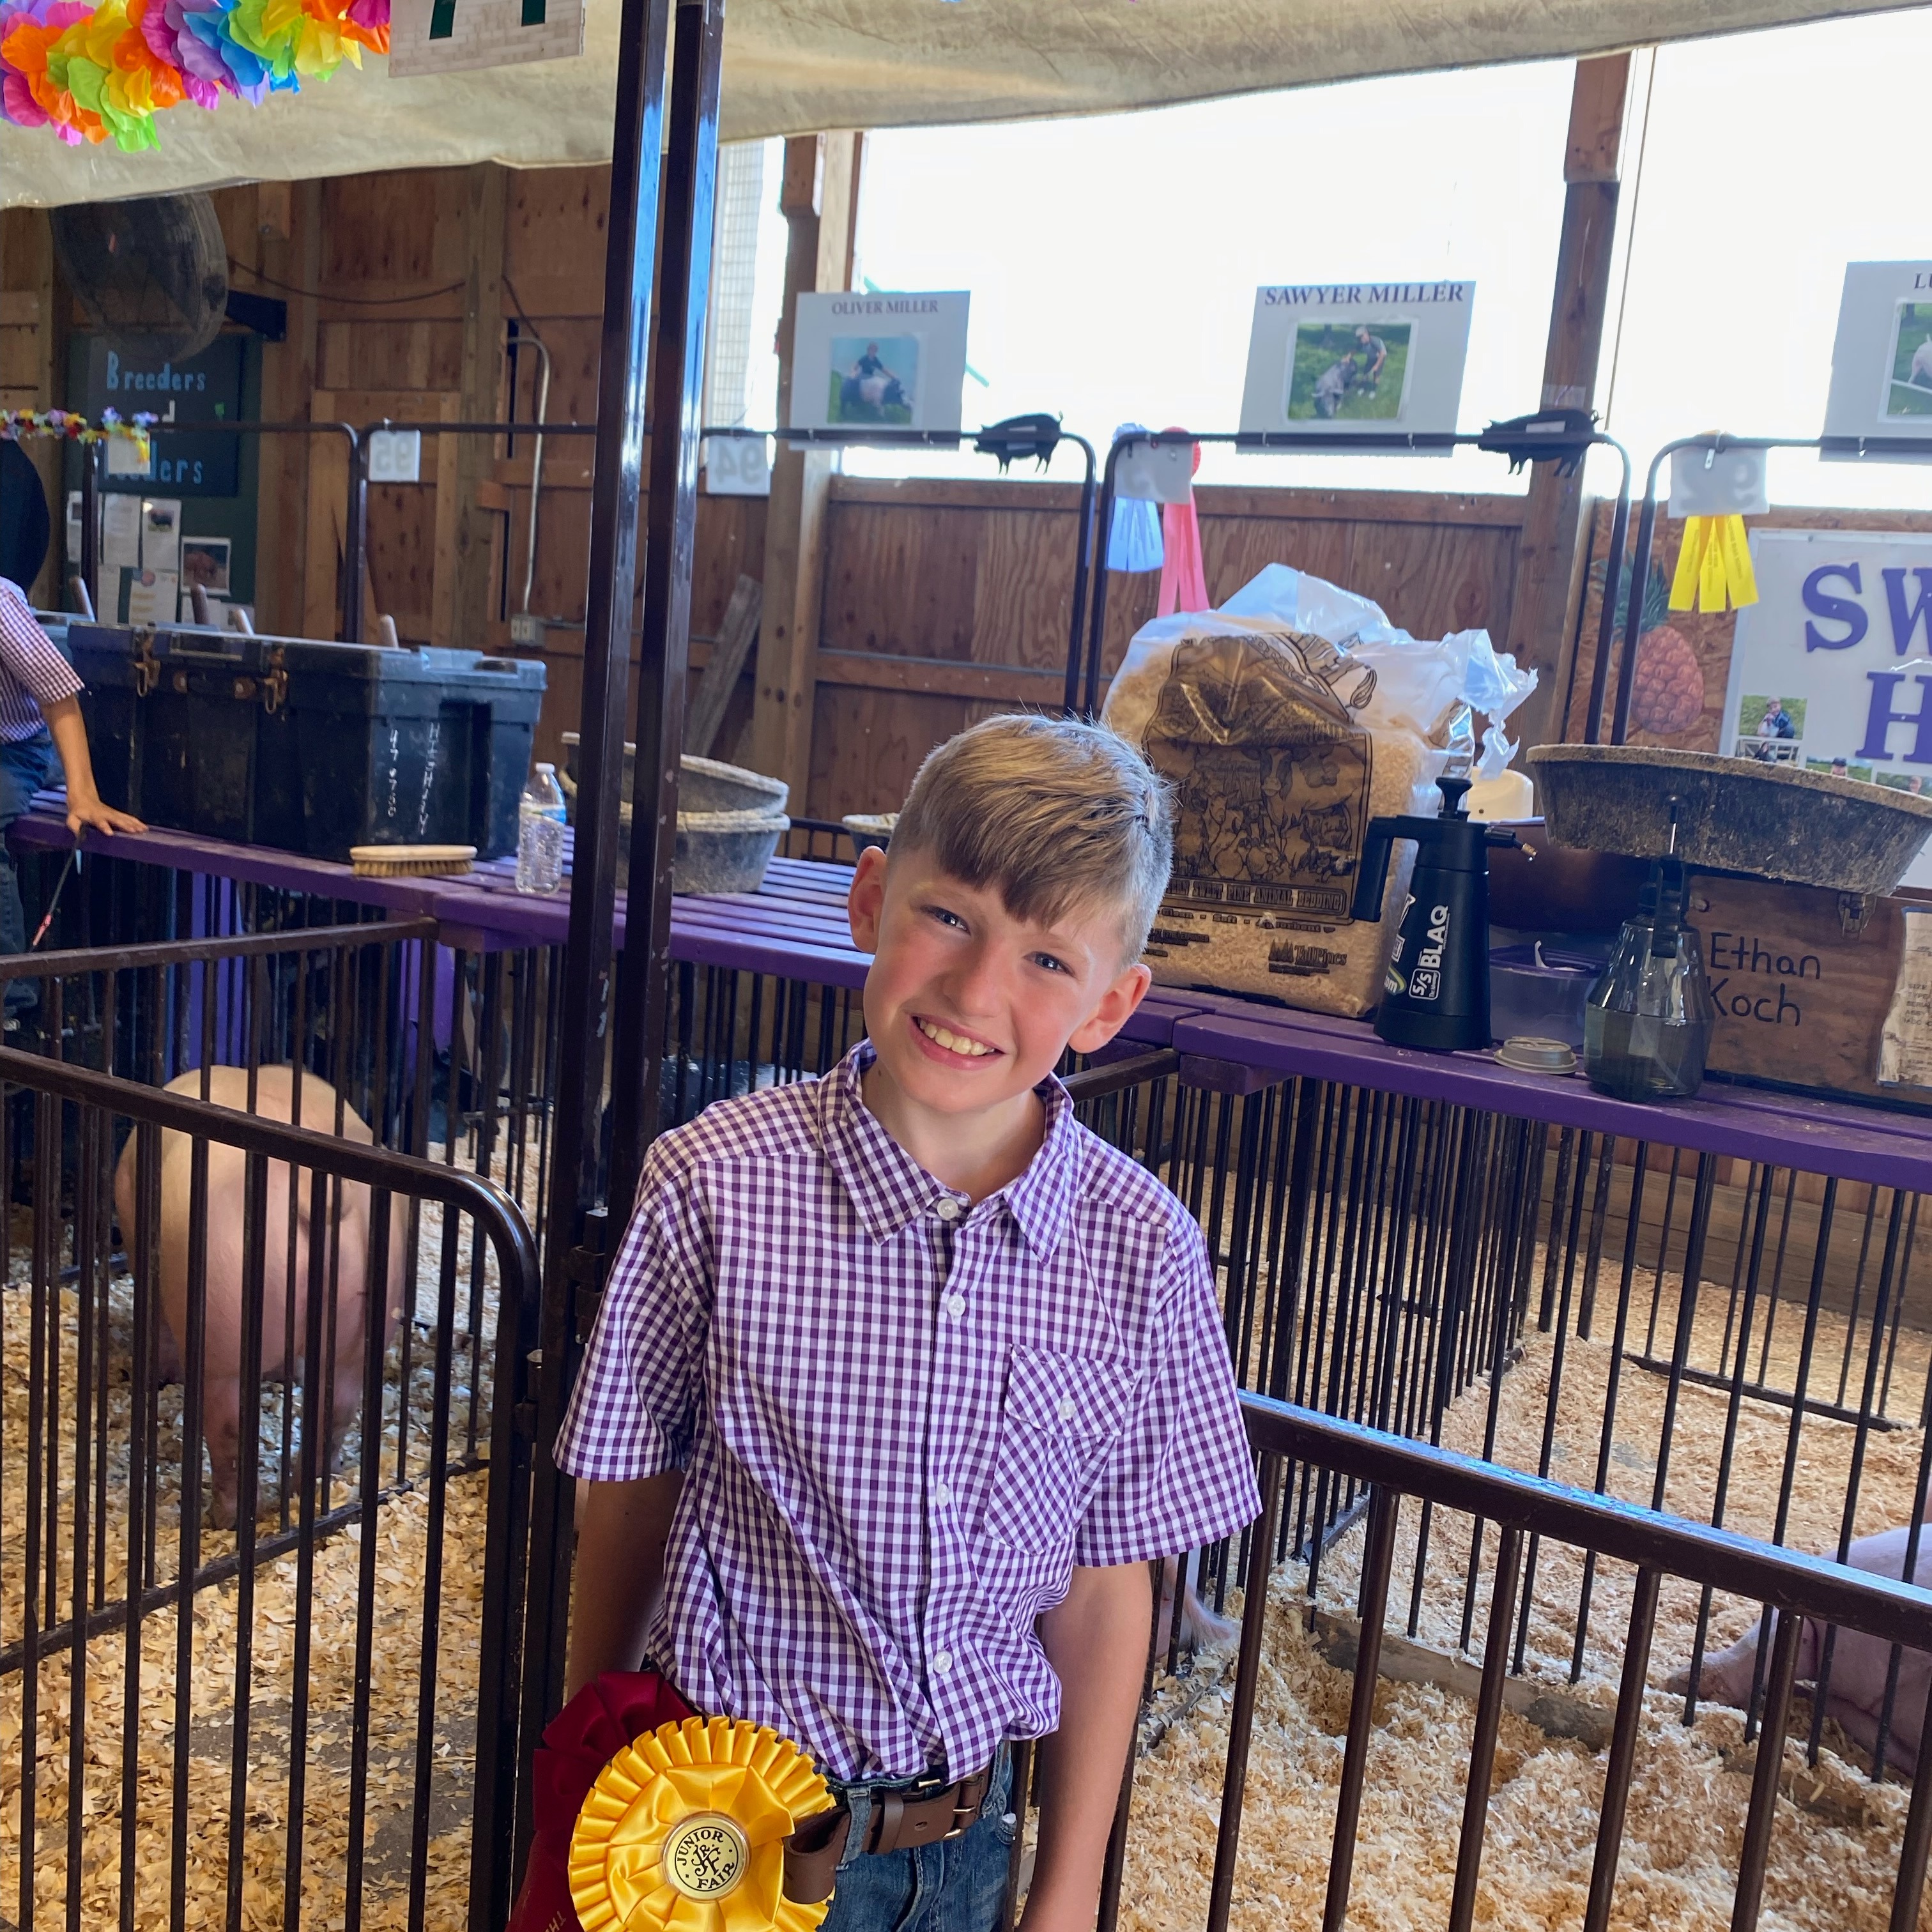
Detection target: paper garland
<box><xmin>570</xmin><ymin>1716</ymin><xmax>834</xmax><ymax>1932</ymax></box>
<box><xmin>3</xmin><ymin>407</ymin><xmax>154</xmax><ymax>459</ymax></box>
<box><xmin>0</xmin><ymin>0</ymin><xmax>389</xmax><ymax>152</ymax></box>
<box><xmin>1668</xmin><ymin>512</ymin><xmax>1759</xmax><ymax>615</ymax></box>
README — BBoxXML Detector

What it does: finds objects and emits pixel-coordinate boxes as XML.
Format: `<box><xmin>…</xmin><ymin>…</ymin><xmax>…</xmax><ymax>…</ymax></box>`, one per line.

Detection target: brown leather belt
<box><xmin>783</xmin><ymin>1764</ymin><xmax>994</xmax><ymax>1903</ymax></box>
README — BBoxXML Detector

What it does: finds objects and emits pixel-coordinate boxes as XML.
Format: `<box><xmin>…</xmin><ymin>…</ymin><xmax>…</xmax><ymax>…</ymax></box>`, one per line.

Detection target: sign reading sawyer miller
<box><xmin>1239</xmin><ymin>280</ymin><xmax>1475</xmax><ymax>446</ymax></box>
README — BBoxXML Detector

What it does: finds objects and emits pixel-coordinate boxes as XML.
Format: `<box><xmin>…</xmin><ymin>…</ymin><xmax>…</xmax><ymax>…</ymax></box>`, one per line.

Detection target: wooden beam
<box><xmin>1507</xmin><ymin>51</ymin><xmax>1637</xmax><ymax>755</ymax></box>
<box><xmin>816</xmin><ymin>650</ymin><xmax>1067</xmax><ymax>704</ymax></box>
<box><xmin>254</xmin><ymin>178</ymin><xmax>321</xmax><ymax>636</ymax></box>
<box><xmin>686</xmin><ymin>574</ymin><xmax>763</xmax><ymax>758</ymax></box>
<box><xmin>749</xmin><ymin>130</ymin><xmax>859</xmax><ymax>799</ymax></box>
<box><xmin>441</xmin><ymin>161</ymin><xmax>509</xmax><ymax>648</ymax></box>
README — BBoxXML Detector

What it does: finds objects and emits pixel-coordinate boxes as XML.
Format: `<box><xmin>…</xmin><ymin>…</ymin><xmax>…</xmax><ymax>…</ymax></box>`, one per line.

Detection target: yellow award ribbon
<box><xmin>1668</xmin><ymin>514</ymin><xmax>1759</xmax><ymax>615</ymax></box>
<box><xmin>570</xmin><ymin>1716</ymin><xmax>835</xmax><ymax>1932</ymax></box>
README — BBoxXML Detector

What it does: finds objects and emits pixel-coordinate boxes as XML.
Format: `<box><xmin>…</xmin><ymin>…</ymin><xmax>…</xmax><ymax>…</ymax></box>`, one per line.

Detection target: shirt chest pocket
<box><xmin>979</xmin><ymin>1348</ymin><xmax>1138</xmax><ymax>1556</ymax></box>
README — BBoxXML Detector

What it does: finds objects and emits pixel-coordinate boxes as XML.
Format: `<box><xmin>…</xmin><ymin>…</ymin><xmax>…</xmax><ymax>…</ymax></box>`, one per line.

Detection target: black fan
<box><xmin>51</xmin><ymin>192</ymin><xmax>228</xmax><ymax>360</ymax></box>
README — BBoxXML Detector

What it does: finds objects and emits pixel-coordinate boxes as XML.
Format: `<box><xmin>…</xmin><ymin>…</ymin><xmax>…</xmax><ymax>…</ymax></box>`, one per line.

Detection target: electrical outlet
<box><xmin>509</xmin><ymin>613</ymin><xmax>544</xmax><ymax>647</ymax></box>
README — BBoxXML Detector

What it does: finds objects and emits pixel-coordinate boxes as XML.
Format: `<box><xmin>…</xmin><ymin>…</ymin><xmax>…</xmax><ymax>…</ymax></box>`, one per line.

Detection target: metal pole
<box><xmin>1081</xmin><ymin>435</ymin><xmax>1128</xmax><ymax>719</ymax></box>
<box><xmin>1612</xmin><ymin>452</ymin><xmax>1667</xmax><ymax>746</ymax></box>
<box><xmin>1581</xmin><ymin>452</ymin><xmax>1632</xmax><ymax>745</ymax></box>
<box><xmin>522</xmin><ymin>0</ymin><xmax>673</xmax><ymax>1850</ymax></box>
<box><xmin>342</xmin><ymin>431</ymin><xmax>369</xmax><ymax>643</ymax></box>
<box><xmin>1062</xmin><ymin>434</ymin><xmax>1097</xmax><ymax>717</ymax></box>
<box><xmin>79</xmin><ymin>441</ymin><xmax>100</xmax><ymax>617</ymax></box>
<box><xmin>609</xmin><ymin>0</ymin><xmax>726</xmax><ymax>1211</ymax></box>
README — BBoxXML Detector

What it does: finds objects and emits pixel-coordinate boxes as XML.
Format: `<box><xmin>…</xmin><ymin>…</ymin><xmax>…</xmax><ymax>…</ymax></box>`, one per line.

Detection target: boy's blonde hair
<box><xmin>891</xmin><ymin>714</ymin><xmax>1173</xmax><ymax>959</ymax></box>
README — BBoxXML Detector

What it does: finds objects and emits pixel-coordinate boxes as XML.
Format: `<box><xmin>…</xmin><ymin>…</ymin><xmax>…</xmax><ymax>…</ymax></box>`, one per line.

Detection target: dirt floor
<box><xmin>1116</xmin><ymin>1292</ymin><xmax>1932</xmax><ymax>1932</ymax></box>
<box><xmin>1</xmin><ymin>1174</ymin><xmax>498</xmax><ymax>1932</ymax></box>
<box><xmin>8</xmin><ymin>1182</ymin><xmax>1932</xmax><ymax>1931</ymax></box>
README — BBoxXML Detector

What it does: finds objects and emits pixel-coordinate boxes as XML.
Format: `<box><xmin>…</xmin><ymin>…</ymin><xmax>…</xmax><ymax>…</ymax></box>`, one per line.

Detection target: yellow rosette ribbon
<box><xmin>1669</xmin><ymin>513</ymin><xmax>1758</xmax><ymax>615</ymax></box>
<box><xmin>571</xmin><ymin>1716</ymin><xmax>835</xmax><ymax>1932</ymax></box>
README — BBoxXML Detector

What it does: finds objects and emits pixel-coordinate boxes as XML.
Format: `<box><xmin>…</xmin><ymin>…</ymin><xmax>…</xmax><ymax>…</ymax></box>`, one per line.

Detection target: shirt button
<box><xmin>934</xmin><ymin>1195</ymin><xmax>962</xmax><ymax>1222</ymax></box>
<box><xmin>1057</xmin><ymin>1396</ymin><xmax>1077</xmax><ymax>1422</ymax></box>
<box><xmin>931</xmin><ymin>1650</ymin><xmax>954</xmax><ymax>1676</ymax></box>
<box><xmin>945</xmin><ymin>1293</ymin><xmax>967</xmax><ymax>1319</ymax></box>
<box><xmin>933</xmin><ymin>1482</ymin><xmax>953</xmax><ymax>1507</ymax></box>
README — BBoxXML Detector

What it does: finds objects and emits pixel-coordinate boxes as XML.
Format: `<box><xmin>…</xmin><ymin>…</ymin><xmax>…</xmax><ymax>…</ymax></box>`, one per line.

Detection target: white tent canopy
<box><xmin>1</xmin><ymin>0</ymin><xmax>1913</xmax><ymax>206</ymax></box>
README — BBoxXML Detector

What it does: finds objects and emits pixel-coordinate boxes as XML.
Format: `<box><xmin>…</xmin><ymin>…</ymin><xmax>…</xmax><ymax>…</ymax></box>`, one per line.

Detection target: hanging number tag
<box><xmin>367</xmin><ymin>430</ymin><xmax>422</xmax><ymax>485</ymax></box>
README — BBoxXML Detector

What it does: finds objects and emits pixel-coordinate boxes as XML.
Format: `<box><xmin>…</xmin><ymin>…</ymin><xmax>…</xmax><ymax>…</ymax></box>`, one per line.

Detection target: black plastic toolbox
<box><xmin>70</xmin><ymin>624</ymin><xmax>546</xmax><ymax>861</ymax></box>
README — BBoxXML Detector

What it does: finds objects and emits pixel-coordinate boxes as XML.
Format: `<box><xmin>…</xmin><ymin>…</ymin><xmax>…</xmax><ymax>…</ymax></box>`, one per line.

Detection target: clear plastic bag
<box><xmin>1101</xmin><ymin>565</ymin><xmax>1537</xmax><ymax>1013</ymax></box>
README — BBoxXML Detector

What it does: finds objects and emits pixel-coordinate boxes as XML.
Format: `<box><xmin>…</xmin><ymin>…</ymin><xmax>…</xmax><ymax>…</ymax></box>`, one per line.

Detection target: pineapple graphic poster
<box><xmin>1721</xmin><ymin>528</ymin><xmax>1932</xmax><ymax>888</ymax></box>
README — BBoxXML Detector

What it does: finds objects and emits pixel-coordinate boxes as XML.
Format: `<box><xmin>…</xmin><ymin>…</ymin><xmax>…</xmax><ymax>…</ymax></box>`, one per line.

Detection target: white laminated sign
<box><xmin>788</xmin><ymin>291</ymin><xmax>970</xmax><ymax>435</ymax></box>
<box><xmin>388</xmin><ymin>0</ymin><xmax>585</xmax><ymax>75</ymax></box>
<box><xmin>1722</xmin><ymin>526</ymin><xmax>1932</xmax><ymax>887</ymax></box>
<box><xmin>1239</xmin><ymin>280</ymin><xmax>1475</xmax><ymax>446</ymax></box>
<box><xmin>1824</xmin><ymin>261</ymin><xmax>1932</xmax><ymax>458</ymax></box>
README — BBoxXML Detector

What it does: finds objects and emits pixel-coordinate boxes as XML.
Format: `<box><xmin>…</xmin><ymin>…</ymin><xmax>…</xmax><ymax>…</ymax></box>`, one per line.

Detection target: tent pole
<box><xmin>521</xmin><ymin>0</ymin><xmax>673</xmax><ymax>1832</ymax></box>
<box><xmin>610</xmin><ymin>0</ymin><xmax>727</xmax><ymax>1211</ymax></box>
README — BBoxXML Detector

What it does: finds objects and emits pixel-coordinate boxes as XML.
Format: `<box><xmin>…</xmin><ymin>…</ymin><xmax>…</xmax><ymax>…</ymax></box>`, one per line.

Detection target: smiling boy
<box><xmin>555</xmin><ymin>714</ymin><xmax>1259</xmax><ymax>1932</ymax></box>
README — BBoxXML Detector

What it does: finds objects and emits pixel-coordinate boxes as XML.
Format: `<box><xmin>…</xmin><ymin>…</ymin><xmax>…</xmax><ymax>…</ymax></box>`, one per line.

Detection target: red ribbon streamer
<box><xmin>1156</xmin><ymin>434</ymin><xmax>1208</xmax><ymax>616</ymax></box>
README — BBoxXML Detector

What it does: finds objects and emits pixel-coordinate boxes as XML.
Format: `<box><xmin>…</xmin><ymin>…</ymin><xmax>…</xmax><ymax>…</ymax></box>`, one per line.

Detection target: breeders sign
<box><xmin>1722</xmin><ymin>527</ymin><xmax>1932</xmax><ymax>890</ymax></box>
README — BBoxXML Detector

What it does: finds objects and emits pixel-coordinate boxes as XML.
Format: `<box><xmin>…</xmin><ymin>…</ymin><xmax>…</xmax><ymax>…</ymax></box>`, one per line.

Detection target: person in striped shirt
<box><xmin>556</xmin><ymin>715</ymin><xmax>1257</xmax><ymax>1932</ymax></box>
<box><xmin>0</xmin><ymin>575</ymin><xmax>145</xmax><ymax>1025</ymax></box>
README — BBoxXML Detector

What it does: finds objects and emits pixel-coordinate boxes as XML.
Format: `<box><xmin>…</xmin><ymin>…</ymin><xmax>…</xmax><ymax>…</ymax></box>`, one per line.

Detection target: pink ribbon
<box><xmin>1156</xmin><ymin>434</ymin><xmax>1208</xmax><ymax>616</ymax></box>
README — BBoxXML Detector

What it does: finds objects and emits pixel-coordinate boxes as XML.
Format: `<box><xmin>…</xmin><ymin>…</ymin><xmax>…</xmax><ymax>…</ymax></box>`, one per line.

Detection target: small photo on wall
<box><xmin>181</xmin><ymin>537</ymin><xmax>231</xmax><ymax>595</ymax></box>
<box><xmin>829</xmin><ymin>335</ymin><xmax>919</xmax><ymax>426</ymax></box>
<box><xmin>1807</xmin><ymin>755</ymin><xmax>1876</xmax><ymax>783</ymax></box>
<box><xmin>1286</xmin><ymin>321</ymin><xmax>1413</xmax><ymax>423</ymax></box>
<box><xmin>790</xmin><ymin>291</ymin><xmax>969</xmax><ymax>433</ymax></box>
<box><xmin>1734</xmin><ymin>692</ymin><xmax>1806</xmax><ymax>762</ymax></box>
<box><xmin>1885</xmin><ymin>301</ymin><xmax>1932</xmax><ymax>419</ymax></box>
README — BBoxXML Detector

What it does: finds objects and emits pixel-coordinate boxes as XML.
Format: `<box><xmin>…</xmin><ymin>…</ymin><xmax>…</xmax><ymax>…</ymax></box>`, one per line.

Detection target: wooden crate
<box><xmin>1692</xmin><ymin>873</ymin><xmax>1932</xmax><ymax>1105</ymax></box>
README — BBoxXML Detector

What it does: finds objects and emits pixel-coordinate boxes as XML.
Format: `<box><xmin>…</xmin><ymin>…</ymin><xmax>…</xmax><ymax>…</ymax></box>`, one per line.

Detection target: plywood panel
<box><xmin>366</xmin><ymin>481</ymin><xmax>439</xmax><ymax>641</ymax></box>
<box><xmin>323</xmin><ymin>169</ymin><xmax>469</xmax><ymax>296</ymax></box>
<box><xmin>503</xmin><ymin>166</ymin><xmax>611</xmax><ymax>318</ymax></box>
<box><xmin>319</xmin><ymin>320</ymin><xmax>463</xmax><ymax>393</ymax></box>
<box><xmin>970</xmin><ymin>507</ymin><xmax>1077</xmax><ymax>671</ymax></box>
<box><xmin>1340</xmin><ymin>515</ymin><xmax>1519</xmax><ymax>638</ymax></box>
<box><xmin>694</xmin><ymin>495</ymin><xmax>767</xmax><ymax>636</ymax></box>
<box><xmin>504</xmin><ymin>316</ymin><xmax>604</xmax><ymax>428</ymax></box>
<box><xmin>1199</xmin><ymin>512</ymin><xmax>1353</xmax><ymax>607</ymax></box>
<box><xmin>821</xmin><ymin>500</ymin><xmax>980</xmax><ymax>659</ymax></box>
<box><xmin>807</xmin><ymin>686</ymin><xmax>971</xmax><ymax>820</ymax></box>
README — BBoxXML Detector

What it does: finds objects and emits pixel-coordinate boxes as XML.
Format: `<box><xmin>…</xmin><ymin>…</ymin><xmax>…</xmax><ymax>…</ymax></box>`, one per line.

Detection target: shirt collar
<box><xmin>819</xmin><ymin>1042</ymin><xmax>1080</xmax><ymax>1258</ymax></box>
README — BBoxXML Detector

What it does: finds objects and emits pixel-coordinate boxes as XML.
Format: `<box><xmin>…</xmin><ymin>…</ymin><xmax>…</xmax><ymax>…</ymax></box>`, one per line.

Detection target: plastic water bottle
<box><xmin>516</xmin><ymin>763</ymin><xmax>567</xmax><ymax>894</ymax></box>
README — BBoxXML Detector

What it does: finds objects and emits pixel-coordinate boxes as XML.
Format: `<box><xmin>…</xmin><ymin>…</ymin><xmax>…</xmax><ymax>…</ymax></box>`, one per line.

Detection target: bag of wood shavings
<box><xmin>1102</xmin><ymin>567</ymin><xmax>1533</xmax><ymax>1016</ymax></box>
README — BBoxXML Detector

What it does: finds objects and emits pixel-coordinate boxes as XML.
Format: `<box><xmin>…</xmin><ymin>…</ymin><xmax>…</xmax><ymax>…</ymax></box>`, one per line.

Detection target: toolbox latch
<box><xmin>130</xmin><ymin>625</ymin><xmax>160</xmax><ymax>700</ymax></box>
<box><xmin>261</xmin><ymin>650</ymin><xmax>288</xmax><ymax>715</ymax></box>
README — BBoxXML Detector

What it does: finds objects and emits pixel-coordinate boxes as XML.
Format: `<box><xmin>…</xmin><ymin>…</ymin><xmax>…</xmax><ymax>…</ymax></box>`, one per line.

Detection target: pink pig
<box><xmin>1673</xmin><ymin>1526</ymin><xmax>1932</xmax><ymax>1774</ymax></box>
<box><xmin>113</xmin><ymin>1066</ymin><xmax>406</xmax><ymax>1528</ymax></box>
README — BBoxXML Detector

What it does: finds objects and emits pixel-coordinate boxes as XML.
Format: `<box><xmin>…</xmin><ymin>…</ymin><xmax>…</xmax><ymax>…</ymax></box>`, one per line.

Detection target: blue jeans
<box><xmin>0</xmin><ymin>730</ymin><xmax>54</xmax><ymax>1016</ymax></box>
<box><xmin>824</xmin><ymin>1751</ymin><xmax>1017</xmax><ymax>1932</ymax></box>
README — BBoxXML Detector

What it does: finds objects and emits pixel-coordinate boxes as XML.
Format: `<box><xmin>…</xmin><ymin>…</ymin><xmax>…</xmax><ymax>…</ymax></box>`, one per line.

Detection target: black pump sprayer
<box><xmin>1350</xmin><ymin>774</ymin><xmax>1517</xmax><ymax>1052</ymax></box>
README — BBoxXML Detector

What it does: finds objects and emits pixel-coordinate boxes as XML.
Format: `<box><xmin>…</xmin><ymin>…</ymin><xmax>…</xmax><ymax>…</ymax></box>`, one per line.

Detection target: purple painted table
<box><xmin>18</xmin><ymin>796</ymin><xmax>1928</xmax><ymax>1188</ymax></box>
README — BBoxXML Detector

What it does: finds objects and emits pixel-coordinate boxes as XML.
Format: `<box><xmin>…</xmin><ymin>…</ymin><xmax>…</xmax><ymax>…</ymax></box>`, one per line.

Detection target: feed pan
<box><xmin>1525</xmin><ymin>744</ymin><xmax>1932</xmax><ymax>896</ymax></box>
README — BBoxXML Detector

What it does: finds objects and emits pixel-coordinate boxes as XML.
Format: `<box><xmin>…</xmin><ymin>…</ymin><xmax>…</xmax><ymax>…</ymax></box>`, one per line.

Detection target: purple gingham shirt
<box><xmin>0</xmin><ymin>578</ymin><xmax>83</xmax><ymax>743</ymax></box>
<box><xmin>554</xmin><ymin>1043</ymin><xmax>1259</xmax><ymax>1782</ymax></box>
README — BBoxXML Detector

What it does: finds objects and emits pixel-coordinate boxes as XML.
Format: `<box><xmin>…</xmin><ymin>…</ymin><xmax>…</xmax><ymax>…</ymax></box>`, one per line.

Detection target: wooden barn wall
<box><xmin>806</xmin><ymin>479</ymin><xmax>1528</xmax><ymax>821</ymax></box>
<box><xmin>6</xmin><ymin>165</ymin><xmax>1526</xmax><ymax>809</ymax></box>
